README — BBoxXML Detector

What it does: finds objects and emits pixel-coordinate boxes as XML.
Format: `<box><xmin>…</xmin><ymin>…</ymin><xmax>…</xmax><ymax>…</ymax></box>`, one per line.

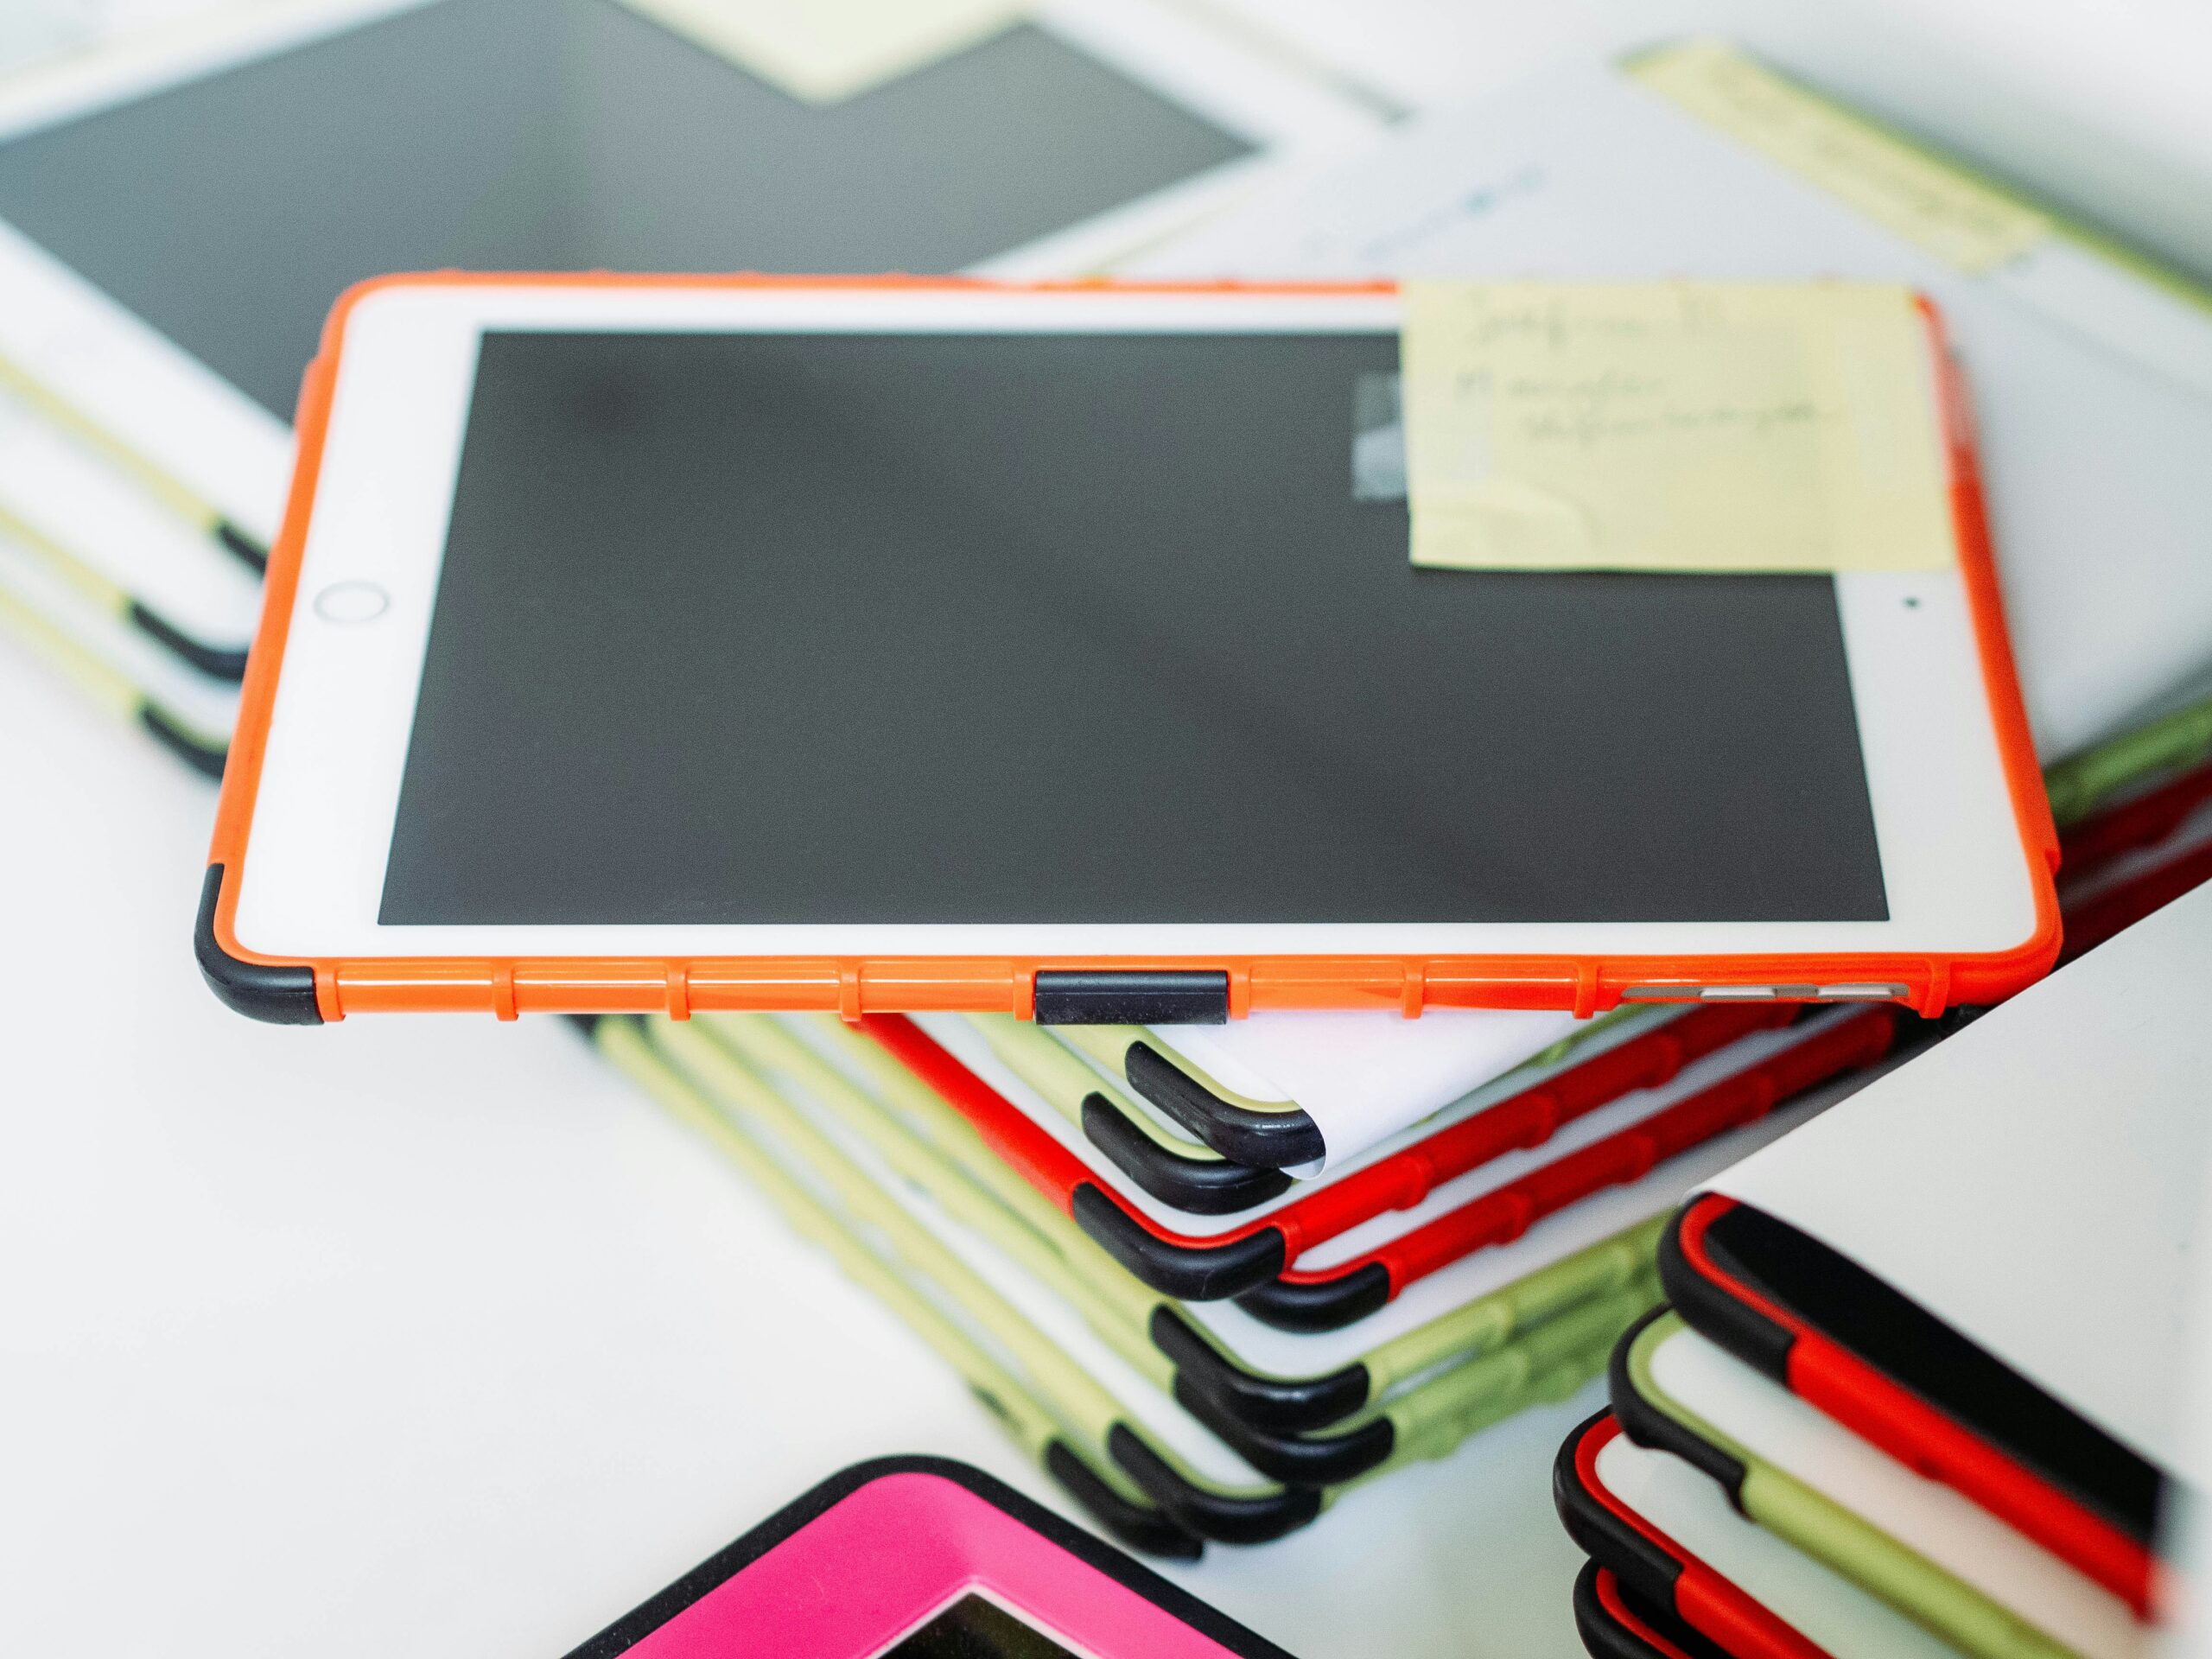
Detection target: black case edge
<box><xmin>194</xmin><ymin>863</ymin><xmax>321</xmax><ymax>1024</ymax></box>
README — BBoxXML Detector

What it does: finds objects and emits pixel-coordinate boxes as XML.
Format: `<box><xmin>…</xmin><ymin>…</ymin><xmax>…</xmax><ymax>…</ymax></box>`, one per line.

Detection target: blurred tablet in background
<box><xmin>0</xmin><ymin>0</ymin><xmax>1370</xmax><ymax>550</ymax></box>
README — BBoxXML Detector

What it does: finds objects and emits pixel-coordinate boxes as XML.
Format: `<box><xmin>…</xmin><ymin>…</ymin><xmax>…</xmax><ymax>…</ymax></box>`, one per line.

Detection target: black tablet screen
<box><xmin>0</xmin><ymin>0</ymin><xmax>1246</xmax><ymax>416</ymax></box>
<box><xmin>378</xmin><ymin>327</ymin><xmax>1888</xmax><ymax>927</ymax></box>
<box><xmin>885</xmin><ymin>1594</ymin><xmax>1078</xmax><ymax>1658</ymax></box>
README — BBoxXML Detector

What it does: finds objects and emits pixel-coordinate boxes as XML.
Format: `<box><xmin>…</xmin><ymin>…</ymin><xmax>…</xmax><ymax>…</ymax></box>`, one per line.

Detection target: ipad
<box><xmin>1660</xmin><ymin>876</ymin><xmax>2212</xmax><ymax>1613</ymax></box>
<box><xmin>201</xmin><ymin>277</ymin><xmax>2057</xmax><ymax>1025</ymax></box>
<box><xmin>0</xmin><ymin>0</ymin><xmax>1363</xmax><ymax>548</ymax></box>
<box><xmin>1557</xmin><ymin>1411</ymin><xmax>1959</xmax><ymax>1659</ymax></box>
<box><xmin>1618</xmin><ymin>1315</ymin><xmax>2142</xmax><ymax>1659</ymax></box>
<box><xmin>560</xmin><ymin>1457</ymin><xmax>1290</xmax><ymax>1656</ymax></box>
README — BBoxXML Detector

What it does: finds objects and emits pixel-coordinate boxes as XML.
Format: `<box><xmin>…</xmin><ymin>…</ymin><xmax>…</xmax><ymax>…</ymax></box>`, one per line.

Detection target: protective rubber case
<box><xmin>1554</xmin><ymin>1410</ymin><xmax>1824</xmax><ymax>1659</ymax></box>
<box><xmin>1657</xmin><ymin>1195</ymin><xmax>2163</xmax><ymax>1616</ymax></box>
<box><xmin>199</xmin><ymin>273</ymin><xmax>2060</xmax><ymax>1025</ymax></box>
<box><xmin>1574</xmin><ymin>1560</ymin><xmax>1734</xmax><ymax>1659</ymax></box>
<box><xmin>1609</xmin><ymin>1309</ymin><xmax>2098</xmax><ymax>1659</ymax></box>
<box><xmin>868</xmin><ymin>1005</ymin><xmax>1904</xmax><ymax>1323</ymax></box>
<box><xmin>559</xmin><ymin>1455</ymin><xmax>1292</xmax><ymax>1656</ymax></box>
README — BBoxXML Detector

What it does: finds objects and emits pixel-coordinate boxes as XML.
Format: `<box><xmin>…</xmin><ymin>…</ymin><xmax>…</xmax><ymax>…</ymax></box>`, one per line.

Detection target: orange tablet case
<box><xmin>198</xmin><ymin>275</ymin><xmax>2061</xmax><ymax>1025</ymax></box>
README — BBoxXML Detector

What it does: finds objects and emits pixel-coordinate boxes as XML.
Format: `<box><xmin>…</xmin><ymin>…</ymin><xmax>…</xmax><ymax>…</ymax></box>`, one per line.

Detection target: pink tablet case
<box><xmin>568</xmin><ymin>1458</ymin><xmax>1289</xmax><ymax>1659</ymax></box>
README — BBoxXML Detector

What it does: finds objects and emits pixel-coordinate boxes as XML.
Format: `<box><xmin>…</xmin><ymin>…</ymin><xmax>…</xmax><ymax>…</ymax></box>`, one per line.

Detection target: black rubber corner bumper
<box><xmin>1107</xmin><ymin>1424</ymin><xmax>1324</xmax><ymax>1546</ymax></box>
<box><xmin>1231</xmin><ymin>1261</ymin><xmax>1392</xmax><ymax>1332</ymax></box>
<box><xmin>194</xmin><ymin>863</ymin><xmax>321</xmax><ymax>1024</ymax></box>
<box><xmin>1172</xmin><ymin>1370</ymin><xmax>1395</xmax><ymax>1485</ymax></box>
<box><xmin>1654</xmin><ymin>1198</ymin><xmax>1797</xmax><ymax>1385</ymax></box>
<box><xmin>1147</xmin><ymin>1306</ymin><xmax>1372</xmax><ymax>1433</ymax></box>
<box><xmin>1552</xmin><ymin>1411</ymin><xmax>1683</xmax><ymax>1613</ymax></box>
<box><xmin>1081</xmin><ymin>1093</ymin><xmax>1292</xmax><ymax>1215</ymax></box>
<box><xmin>1123</xmin><ymin>1041</ymin><xmax>1325</xmax><ymax>1168</ymax></box>
<box><xmin>215</xmin><ymin>521</ymin><xmax>268</xmax><ymax>573</ymax></box>
<box><xmin>128</xmin><ymin>601</ymin><xmax>249</xmax><ymax>681</ymax></box>
<box><xmin>1605</xmin><ymin>1307</ymin><xmax>1750</xmax><ymax>1510</ymax></box>
<box><xmin>1070</xmin><ymin>1184</ymin><xmax>1287</xmax><ymax>1300</ymax></box>
<box><xmin>1573</xmin><ymin>1559</ymin><xmax>1731</xmax><ymax>1659</ymax></box>
<box><xmin>1043</xmin><ymin>1440</ymin><xmax>1202</xmax><ymax>1561</ymax></box>
<box><xmin>143</xmin><ymin>708</ymin><xmax>226</xmax><ymax>780</ymax></box>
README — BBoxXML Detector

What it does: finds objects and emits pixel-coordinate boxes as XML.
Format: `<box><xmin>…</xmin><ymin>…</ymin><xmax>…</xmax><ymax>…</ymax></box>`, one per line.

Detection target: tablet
<box><xmin>1130</xmin><ymin>46</ymin><xmax>2212</xmax><ymax>770</ymax></box>
<box><xmin>197</xmin><ymin>276</ymin><xmax>2059</xmax><ymax>1024</ymax></box>
<box><xmin>1230</xmin><ymin>1010</ymin><xmax>1899</xmax><ymax>1334</ymax></box>
<box><xmin>561</xmin><ymin>1456</ymin><xmax>1288</xmax><ymax>1657</ymax></box>
<box><xmin>0</xmin><ymin>0</ymin><xmax>1360</xmax><ymax>550</ymax></box>
<box><xmin>791</xmin><ymin>1000</ymin><xmax>1902</xmax><ymax>1415</ymax></box>
<box><xmin>1556</xmin><ymin>1411</ymin><xmax>1959</xmax><ymax>1659</ymax></box>
<box><xmin>637</xmin><ymin>1010</ymin><xmax>1310</xmax><ymax>1548</ymax></box>
<box><xmin>639</xmin><ymin>1009</ymin><xmax>1619</xmax><ymax>1548</ymax></box>
<box><xmin>1612</xmin><ymin>1311</ymin><xmax>2137</xmax><ymax>1659</ymax></box>
<box><xmin>1659</xmin><ymin>878</ymin><xmax>2212</xmax><ymax>1614</ymax></box>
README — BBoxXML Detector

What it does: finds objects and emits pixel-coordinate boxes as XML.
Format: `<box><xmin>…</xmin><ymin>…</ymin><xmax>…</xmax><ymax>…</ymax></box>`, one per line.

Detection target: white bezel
<box><xmin>232</xmin><ymin>282</ymin><xmax>2043</xmax><ymax>966</ymax></box>
<box><xmin>0</xmin><ymin>0</ymin><xmax>1378</xmax><ymax>545</ymax></box>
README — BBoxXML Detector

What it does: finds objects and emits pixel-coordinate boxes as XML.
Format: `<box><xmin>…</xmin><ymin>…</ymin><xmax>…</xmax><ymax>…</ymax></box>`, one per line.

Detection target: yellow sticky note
<box><xmin>616</xmin><ymin>0</ymin><xmax>1029</xmax><ymax>105</ymax></box>
<box><xmin>1401</xmin><ymin>281</ymin><xmax>1958</xmax><ymax>575</ymax></box>
<box><xmin>1630</xmin><ymin>41</ymin><xmax>2050</xmax><ymax>275</ymax></box>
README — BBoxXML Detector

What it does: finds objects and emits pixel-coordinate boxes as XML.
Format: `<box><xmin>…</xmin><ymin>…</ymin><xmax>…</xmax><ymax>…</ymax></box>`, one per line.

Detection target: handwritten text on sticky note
<box><xmin>1401</xmin><ymin>281</ymin><xmax>1956</xmax><ymax>573</ymax></box>
<box><xmin>615</xmin><ymin>0</ymin><xmax>1028</xmax><ymax>105</ymax></box>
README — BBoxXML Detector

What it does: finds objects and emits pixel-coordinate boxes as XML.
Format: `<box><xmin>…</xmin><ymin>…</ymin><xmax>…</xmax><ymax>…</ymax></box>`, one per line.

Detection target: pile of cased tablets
<box><xmin>567</xmin><ymin>732</ymin><xmax>2212</xmax><ymax>1560</ymax></box>
<box><xmin>7</xmin><ymin>0</ymin><xmax>2212</xmax><ymax>1631</ymax></box>
<box><xmin>1557</xmin><ymin>870</ymin><xmax>2212</xmax><ymax>1659</ymax></box>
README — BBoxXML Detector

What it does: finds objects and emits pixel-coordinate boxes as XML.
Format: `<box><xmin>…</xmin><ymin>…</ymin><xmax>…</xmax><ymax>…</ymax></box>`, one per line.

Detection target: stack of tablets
<box><xmin>575</xmin><ymin>995</ymin><xmax>1902</xmax><ymax>1559</ymax></box>
<box><xmin>11</xmin><ymin>9</ymin><xmax>2212</xmax><ymax>1575</ymax></box>
<box><xmin>574</xmin><ymin>754</ymin><xmax>2212</xmax><ymax>1562</ymax></box>
<box><xmin>0</xmin><ymin>0</ymin><xmax>1376</xmax><ymax>779</ymax></box>
<box><xmin>1556</xmin><ymin>874</ymin><xmax>2212</xmax><ymax>1659</ymax></box>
